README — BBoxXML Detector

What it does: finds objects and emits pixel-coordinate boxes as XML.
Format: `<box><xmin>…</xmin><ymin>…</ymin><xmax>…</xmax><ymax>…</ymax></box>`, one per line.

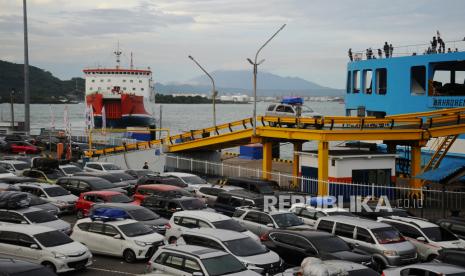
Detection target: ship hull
<box><xmin>93</xmin><ymin>115</ymin><xmax>155</xmax><ymax>128</ymax></box>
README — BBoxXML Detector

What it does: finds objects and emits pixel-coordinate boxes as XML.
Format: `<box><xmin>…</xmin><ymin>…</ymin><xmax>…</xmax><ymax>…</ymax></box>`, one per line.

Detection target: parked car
<box><xmin>178</xmin><ymin>228</ymin><xmax>283</xmax><ymax>275</ymax></box>
<box><xmin>58</xmin><ymin>164</ymin><xmax>83</xmax><ymax>176</ymax></box>
<box><xmin>194</xmin><ymin>184</ymin><xmax>243</xmax><ymax>205</ymax></box>
<box><xmin>261</xmin><ymin>229</ymin><xmax>372</xmax><ymax>267</ymax></box>
<box><xmin>133</xmin><ymin>184</ymin><xmax>191</xmax><ymax>204</ymax></box>
<box><xmin>0</xmin><ymin>160</ymin><xmax>29</xmax><ymax>176</ymax></box>
<box><xmin>2</xmin><ymin>155</ymin><xmax>34</xmax><ymax>166</ymax></box>
<box><xmin>0</xmin><ymin>176</ymin><xmax>39</xmax><ymax>184</ymax></box>
<box><xmin>314</xmin><ymin>216</ymin><xmax>418</xmax><ymax>271</ymax></box>
<box><xmin>0</xmin><ymin>207</ymin><xmax>71</xmax><ymax>234</ymax></box>
<box><xmin>437</xmin><ymin>217</ymin><xmax>465</xmax><ymax>239</ymax></box>
<box><xmin>165</xmin><ymin>210</ymin><xmax>259</xmax><ymax>243</ymax></box>
<box><xmin>141</xmin><ymin>196</ymin><xmax>212</xmax><ymax>219</ymax></box>
<box><xmin>265</xmin><ymin>102</ymin><xmax>322</xmax><ymax>125</ymax></box>
<box><xmin>83</xmin><ymin>162</ymin><xmax>124</xmax><ymax>173</ymax></box>
<box><xmin>289</xmin><ymin>203</ymin><xmax>355</xmax><ymax>226</ymax></box>
<box><xmin>0</xmin><ymin>224</ymin><xmax>92</xmax><ymax>273</ymax></box>
<box><xmin>136</xmin><ymin>174</ymin><xmax>194</xmax><ymax>192</ymax></box>
<box><xmin>14</xmin><ymin>183</ymin><xmax>77</xmax><ymax>213</ymax></box>
<box><xmin>26</xmin><ymin>194</ymin><xmax>60</xmax><ymax>216</ymax></box>
<box><xmin>233</xmin><ymin>207</ymin><xmax>311</xmax><ymax>236</ymax></box>
<box><xmin>382</xmin><ymin>262</ymin><xmax>465</xmax><ymax>276</ymax></box>
<box><xmin>378</xmin><ymin>216</ymin><xmax>465</xmax><ymax>261</ymax></box>
<box><xmin>282</xmin><ymin>258</ymin><xmax>379</xmax><ymax>276</ymax></box>
<box><xmin>125</xmin><ymin>169</ymin><xmax>154</xmax><ymax>179</ymax></box>
<box><xmin>75</xmin><ymin>191</ymin><xmax>134</xmax><ymax>219</ymax></box>
<box><xmin>220</xmin><ymin>177</ymin><xmax>278</xmax><ymax>195</ymax></box>
<box><xmin>352</xmin><ymin>205</ymin><xmax>413</xmax><ymax>220</ymax></box>
<box><xmin>5</xmin><ymin>141</ymin><xmax>40</xmax><ymax>154</ymax></box>
<box><xmin>74</xmin><ymin>171</ymin><xmax>135</xmax><ymax>194</ymax></box>
<box><xmin>0</xmin><ymin>167</ymin><xmax>17</xmax><ymax>179</ymax></box>
<box><xmin>162</xmin><ymin>172</ymin><xmax>210</xmax><ymax>188</ymax></box>
<box><xmin>147</xmin><ymin>244</ymin><xmax>261</xmax><ymax>276</ymax></box>
<box><xmin>0</xmin><ymin>258</ymin><xmax>58</xmax><ymax>276</ymax></box>
<box><xmin>213</xmin><ymin>190</ymin><xmax>264</xmax><ymax>216</ymax></box>
<box><xmin>71</xmin><ymin>217</ymin><xmax>164</xmax><ymax>263</ymax></box>
<box><xmin>22</xmin><ymin>169</ymin><xmax>64</xmax><ymax>184</ymax></box>
<box><xmin>55</xmin><ymin>176</ymin><xmax>127</xmax><ymax>196</ymax></box>
<box><xmin>89</xmin><ymin>203</ymin><xmax>168</xmax><ymax>234</ymax></box>
<box><xmin>435</xmin><ymin>248</ymin><xmax>465</xmax><ymax>267</ymax></box>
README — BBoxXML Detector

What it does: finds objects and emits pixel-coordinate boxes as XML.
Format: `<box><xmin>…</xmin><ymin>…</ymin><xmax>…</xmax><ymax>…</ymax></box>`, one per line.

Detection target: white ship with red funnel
<box><xmin>84</xmin><ymin>48</ymin><xmax>155</xmax><ymax>129</ymax></box>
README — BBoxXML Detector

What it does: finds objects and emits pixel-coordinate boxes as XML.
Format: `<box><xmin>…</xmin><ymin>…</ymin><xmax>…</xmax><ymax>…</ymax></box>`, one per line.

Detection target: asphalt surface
<box><xmin>60</xmin><ymin>214</ymin><xmax>148</xmax><ymax>276</ymax></box>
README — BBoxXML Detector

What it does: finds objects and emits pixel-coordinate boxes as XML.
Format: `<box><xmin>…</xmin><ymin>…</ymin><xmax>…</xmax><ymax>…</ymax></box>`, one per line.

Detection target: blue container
<box><xmin>239</xmin><ymin>144</ymin><xmax>263</xmax><ymax>160</ymax></box>
<box><xmin>90</xmin><ymin>208</ymin><xmax>128</xmax><ymax>221</ymax></box>
<box><xmin>307</xmin><ymin>196</ymin><xmax>337</xmax><ymax>206</ymax></box>
<box><xmin>129</xmin><ymin>132</ymin><xmax>151</xmax><ymax>141</ymax></box>
<box><xmin>282</xmin><ymin>97</ymin><xmax>303</xmax><ymax>105</ymax></box>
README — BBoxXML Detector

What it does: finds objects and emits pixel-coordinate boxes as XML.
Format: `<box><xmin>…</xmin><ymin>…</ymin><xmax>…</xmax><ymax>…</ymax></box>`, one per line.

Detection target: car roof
<box><xmin>380</xmin><ymin>216</ymin><xmax>438</xmax><ymax>228</ymax></box>
<box><xmin>3</xmin><ymin>206</ymin><xmax>42</xmax><ymax>214</ymax></box>
<box><xmin>82</xmin><ymin>190</ymin><xmax>122</xmax><ymax>196</ymax></box>
<box><xmin>0</xmin><ymin>223</ymin><xmax>55</xmax><ymax>235</ymax></box>
<box><xmin>59</xmin><ymin>164</ymin><xmax>79</xmax><ymax>168</ymax></box>
<box><xmin>59</xmin><ymin>175</ymin><xmax>111</xmax><ymax>182</ymax></box>
<box><xmin>219</xmin><ymin>189</ymin><xmax>264</xmax><ymax>199</ymax></box>
<box><xmin>138</xmin><ymin>184</ymin><xmax>182</xmax><ymax>191</ymax></box>
<box><xmin>0</xmin><ymin>160</ymin><xmax>28</xmax><ymax>165</ymax></box>
<box><xmin>291</xmin><ymin>203</ymin><xmax>349</xmax><ymax>213</ymax></box>
<box><xmin>93</xmin><ymin>202</ymin><xmax>142</xmax><ymax>210</ymax></box>
<box><xmin>163</xmin><ymin>172</ymin><xmax>197</xmax><ymax>177</ymax></box>
<box><xmin>270</xmin><ymin>229</ymin><xmax>334</xmax><ymax>239</ymax></box>
<box><xmin>160</xmin><ymin>244</ymin><xmax>227</xmax><ymax>259</ymax></box>
<box><xmin>198</xmin><ymin>184</ymin><xmax>242</xmax><ymax>190</ymax></box>
<box><xmin>77</xmin><ymin>217</ymin><xmax>139</xmax><ymax>226</ymax></box>
<box><xmin>173</xmin><ymin>210</ymin><xmax>229</xmax><ymax>222</ymax></box>
<box><xmin>184</xmin><ymin>228</ymin><xmax>248</xmax><ymax>241</ymax></box>
<box><xmin>86</xmin><ymin>162</ymin><xmax>114</xmax><ymax>165</ymax></box>
<box><xmin>320</xmin><ymin>215</ymin><xmax>392</xmax><ymax>229</ymax></box>
<box><xmin>399</xmin><ymin>262</ymin><xmax>465</xmax><ymax>273</ymax></box>
<box><xmin>239</xmin><ymin>207</ymin><xmax>292</xmax><ymax>216</ymax></box>
<box><xmin>16</xmin><ymin>183</ymin><xmax>55</xmax><ymax>189</ymax></box>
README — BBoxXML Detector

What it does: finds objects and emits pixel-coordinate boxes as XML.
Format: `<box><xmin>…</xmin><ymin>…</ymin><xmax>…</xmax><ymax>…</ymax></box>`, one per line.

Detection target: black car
<box><xmin>56</xmin><ymin>176</ymin><xmax>126</xmax><ymax>196</ymax></box>
<box><xmin>435</xmin><ymin>248</ymin><xmax>465</xmax><ymax>267</ymax></box>
<box><xmin>213</xmin><ymin>190</ymin><xmax>264</xmax><ymax>216</ymax></box>
<box><xmin>0</xmin><ymin>258</ymin><xmax>57</xmax><ymax>276</ymax></box>
<box><xmin>141</xmin><ymin>196</ymin><xmax>210</xmax><ymax>218</ymax></box>
<box><xmin>0</xmin><ymin>176</ymin><xmax>39</xmax><ymax>184</ymax></box>
<box><xmin>28</xmin><ymin>194</ymin><xmax>60</xmax><ymax>216</ymax></box>
<box><xmin>125</xmin><ymin>169</ymin><xmax>154</xmax><ymax>179</ymax></box>
<box><xmin>351</xmin><ymin>205</ymin><xmax>413</xmax><ymax>220</ymax></box>
<box><xmin>136</xmin><ymin>174</ymin><xmax>187</xmax><ymax>188</ymax></box>
<box><xmin>261</xmin><ymin>229</ymin><xmax>372</xmax><ymax>267</ymax></box>
<box><xmin>437</xmin><ymin>217</ymin><xmax>465</xmax><ymax>239</ymax></box>
<box><xmin>74</xmin><ymin>171</ymin><xmax>136</xmax><ymax>194</ymax></box>
<box><xmin>220</xmin><ymin>177</ymin><xmax>278</xmax><ymax>195</ymax></box>
<box><xmin>90</xmin><ymin>203</ymin><xmax>168</xmax><ymax>234</ymax></box>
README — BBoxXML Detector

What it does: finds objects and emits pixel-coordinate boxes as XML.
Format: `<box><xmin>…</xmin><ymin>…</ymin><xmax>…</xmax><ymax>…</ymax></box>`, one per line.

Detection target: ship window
<box><xmin>123</xmin><ymin>79</ymin><xmax>126</xmax><ymax>82</ymax></box>
<box><xmin>130</xmin><ymin>80</ymin><xmax>133</xmax><ymax>83</ymax></box>
<box><xmin>91</xmin><ymin>79</ymin><xmax>95</xmax><ymax>83</ymax></box>
<box><xmin>107</xmin><ymin>79</ymin><xmax>111</xmax><ymax>82</ymax></box>
<box><xmin>107</xmin><ymin>87</ymin><xmax>110</xmax><ymax>90</ymax></box>
<box><xmin>353</xmin><ymin>70</ymin><xmax>360</xmax><ymax>93</ymax></box>
<box><xmin>141</xmin><ymin>88</ymin><xmax>144</xmax><ymax>91</ymax></box>
<box><xmin>123</xmin><ymin>87</ymin><xmax>127</xmax><ymax>90</ymax></box>
<box><xmin>411</xmin><ymin>66</ymin><xmax>426</xmax><ymax>94</ymax></box>
<box><xmin>132</xmin><ymin>88</ymin><xmax>136</xmax><ymax>91</ymax></box>
<box><xmin>346</xmin><ymin>71</ymin><xmax>351</xmax><ymax>94</ymax></box>
<box><xmin>139</xmin><ymin>80</ymin><xmax>143</xmax><ymax>83</ymax></box>
<box><xmin>100</xmin><ymin>79</ymin><xmax>104</xmax><ymax>82</ymax></box>
<box><xmin>363</xmin><ymin>69</ymin><xmax>373</xmax><ymax>94</ymax></box>
<box><xmin>376</xmin><ymin>68</ymin><xmax>387</xmax><ymax>95</ymax></box>
<box><xmin>89</xmin><ymin>87</ymin><xmax>93</xmax><ymax>90</ymax></box>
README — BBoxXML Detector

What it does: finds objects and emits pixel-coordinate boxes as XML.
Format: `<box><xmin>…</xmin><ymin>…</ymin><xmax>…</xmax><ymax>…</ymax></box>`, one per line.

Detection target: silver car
<box><xmin>233</xmin><ymin>208</ymin><xmax>312</xmax><ymax>236</ymax></box>
<box><xmin>383</xmin><ymin>262</ymin><xmax>465</xmax><ymax>276</ymax></box>
<box><xmin>315</xmin><ymin>215</ymin><xmax>418</xmax><ymax>271</ymax></box>
<box><xmin>0</xmin><ymin>207</ymin><xmax>71</xmax><ymax>234</ymax></box>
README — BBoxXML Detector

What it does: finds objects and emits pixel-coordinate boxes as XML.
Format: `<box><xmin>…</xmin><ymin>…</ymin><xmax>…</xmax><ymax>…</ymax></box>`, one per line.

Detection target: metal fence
<box><xmin>164</xmin><ymin>155</ymin><xmax>465</xmax><ymax>220</ymax></box>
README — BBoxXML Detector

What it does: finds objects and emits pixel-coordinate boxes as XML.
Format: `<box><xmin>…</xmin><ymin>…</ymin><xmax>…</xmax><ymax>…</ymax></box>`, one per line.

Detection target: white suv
<box><xmin>165</xmin><ymin>210</ymin><xmax>259</xmax><ymax>243</ymax></box>
<box><xmin>162</xmin><ymin>172</ymin><xmax>210</xmax><ymax>189</ymax></box>
<box><xmin>147</xmin><ymin>244</ymin><xmax>260</xmax><ymax>275</ymax></box>
<box><xmin>0</xmin><ymin>207</ymin><xmax>71</xmax><ymax>234</ymax></box>
<box><xmin>84</xmin><ymin>162</ymin><xmax>124</xmax><ymax>173</ymax></box>
<box><xmin>0</xmin><ymin>160</ymin><xmax>29</xmax><ymax>176</ymax></box>
<box><xmin>0</xmin><ymin>224</ymin><xmax>92</xmax><ymax>273</ymax></box>
<box><xmin>71</xmin><ymin>218</ymin><xmax>165</xmax><ymax>262</ymax></box>
<box><xmin>378</xmin><ymin>216</ymin><xmax>465</xmax><ymax>261</ymax></box>
<box><xmin>289</xmin><ymin>203</ymin><xmax>355</xmax><ymax>226</ymax></box>
<box><xmin>14</xmin><ymin>183</ymin><xmax>78</xmax><ymax>213</ymax></box>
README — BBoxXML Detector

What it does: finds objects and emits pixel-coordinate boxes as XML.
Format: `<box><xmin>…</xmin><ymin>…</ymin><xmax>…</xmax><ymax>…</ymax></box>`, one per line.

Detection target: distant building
<box><xmin>219</xmin><ymin>94</ymin><xmax>250</xmax><ymax>102</ymax></box>
<box><xmin>172</xmin><ymin>93</ymin><xmax>208</xmax><ymax>98</ymax></box>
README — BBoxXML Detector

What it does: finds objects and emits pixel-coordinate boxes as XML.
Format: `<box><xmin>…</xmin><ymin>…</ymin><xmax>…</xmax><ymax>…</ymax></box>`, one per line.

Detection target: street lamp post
<box><xmin>248</xmin><ymin>24</ymin><xmax>286</xmax><ymax>136</ymax></box>
<box><xmin>188</xmin><ymin>55</ymin><xmax>217</xmax><ymax>127</ymax></box>
<box><xmin>10</xmin><ymin>89</ymin><xmax>15</xmax><ymax>129</ymax></box>
<box><xmin>23</xmin><ymin>0</ymin><xmax>30</xmax><ymax>133</ymax></box>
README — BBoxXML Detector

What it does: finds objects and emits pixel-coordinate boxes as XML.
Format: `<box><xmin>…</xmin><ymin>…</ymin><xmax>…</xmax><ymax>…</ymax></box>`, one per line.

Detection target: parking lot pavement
<box><xmin>61</xmin><ymin>214</ymin><xmax>148</xmax><ymax>276</ymax></box>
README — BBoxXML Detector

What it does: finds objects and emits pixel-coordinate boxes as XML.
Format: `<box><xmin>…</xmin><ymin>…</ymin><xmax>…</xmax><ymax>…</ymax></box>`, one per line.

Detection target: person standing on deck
<box><xmin>383</xmin><ymin>42</ymin><xmax>390</xmax><ymax>58</ymax></box>
<box><xmin>348</xmin><ymin>48</ymin><xmax>353</xmax><ymax>61</ymax></box>
<box><xmin>431</xmin><ymin>36</ymin><xmax>437</xmax><ymax>53</ymax></box>
<box><xmin>378</xmin><ymin>49</ymin><xmax>382</xmax><ymax>59</ymax></box>
<box><xmin>143</xmin><ymin>162</ymin><xmax>149</xmax><ymax>169</ymax></box>
<box><xmin>389</xmin><ymin>44</ymin><xmax>394</xmax><ymax>57</ymax></box>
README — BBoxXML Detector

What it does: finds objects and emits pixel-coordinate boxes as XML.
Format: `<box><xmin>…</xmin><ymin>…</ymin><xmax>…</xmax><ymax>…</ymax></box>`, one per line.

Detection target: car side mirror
<box><xmin>305</xmin><ymin>247</ymin><xmax>316</xmax><ymax>254</ymax></box>
<box><xmin>266</xmin><ymin>223</ymin><xmax>274</xmax><ymax>228</ymax></box>
<box><xmin>30</xmin><ymin>244</ymin><xmax>39</xmax><ymax>249</ymax></box>
<box><xmin>114</xmin><ymin>234</ymin><xmax>122</xmax><ymax>239</ymax></box>
<box><xmin>416</xmin><ymin>236</ymin><xmax>426</xmax><ymax>242</ymax></box>
<box><xmin>192</xmin><ymin>272</ymin><xmax>204</xmax><ymax>276</ymax></box>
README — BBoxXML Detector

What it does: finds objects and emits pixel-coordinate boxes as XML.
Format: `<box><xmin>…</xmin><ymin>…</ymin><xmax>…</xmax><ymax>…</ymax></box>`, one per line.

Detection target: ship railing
<box><xmin>163</xmin><ymin>154</ymin><xmax>465</xmax><ymax>220</ymax></box>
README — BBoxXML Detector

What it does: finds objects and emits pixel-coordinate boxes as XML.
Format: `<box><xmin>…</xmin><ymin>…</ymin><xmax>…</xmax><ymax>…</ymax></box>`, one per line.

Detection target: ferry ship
<box><xmin>84</xmin><ymin>48</ymin><xmax>155</xmax><ymax>129</ymax></box>
<box><xmin>344</xmin><ymin>41</ymin><xmax>465</xmax><ymax>160</ymax></box>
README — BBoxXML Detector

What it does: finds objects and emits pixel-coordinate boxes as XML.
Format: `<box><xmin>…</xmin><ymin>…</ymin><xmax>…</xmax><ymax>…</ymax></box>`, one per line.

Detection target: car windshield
<box><xmin>272</xmin><ymin>213</ymin><xmax>304</xmax><ymax>228</ymax></box>
<box><xmin>328</xmin><ymin>211</ymin><xmax>356</xmax><ymax>217</ymax></box>
<box><xmin>45</xmin><ymin>170</ymin><xmax>65</xmax><ymax>180</ymax></box>
<box><xmin>301</xmin><ymin>106</ymin><xmax>315</xmax><ymax>113</ymax></box>
<box><xmin>347</xmin><ymin>268</ymin><xmax>380</xmax><ymax>276</ymax></box>
<box><xmin>180</xmin><ymin>175</ymin><xmax>207</xmax><ymax>184</ymax></box>
<box><xmin>223</xmin><ymin>237</ymin><xmax>268</xmax><ymax>256</ymax></box>
<box><xmin>44</xmin><ymin>186</ymin><xmax>69</xmax><ymax>197</ymax></box>
<box><xmin>91</xmin><ymin>179</ymin><xmax>116</xmax><ymax>189</ymax></box>
<box><xmin>257</xmin><ymin>185</ymin><xmax>274</xmax><ymax>194</ymax></box>
<box><xmin>102</xmin><ymin>164</ymin><xmax>121</xmax><ymax>170</ymax></box>
<box><xmin>202</xmin><ymin>254</ymin><xmax>247</xmax><ymax>276</ymax></box>
<box><xmin>109</xmin><ymin>194</ymin><xmax>133</xmax><ymax>203</ymax></box>
<box><xmin>119</xmin><ymin>222</ymin><xmax>154</xmax><ymax>237</ymax></box>
<box><xmin>127</xmin><ymin>208</ymin><xmax>159</xmax><ymax>221</ymax></box>
<box><xmin>212</xmin><ymin>219</ymin><xmax>247</xmax><ymax>232</ymax></box>
<box><xmin>29</xmin><ymin>195</ymin><xmax>48</xmax><ymax>205</ymax></box>
<box><xmin>310</xmin><ymin>236</ymin><xmax>351</xmax><ymax>253</ymax></box>
<box><xmin>422</xmin><ymin>226</ymin><xmax>458</xmax><ymax>241</ymax></box>
<box><xmin>61</xmin><ymin>166</ymin><xmax>82</xmax><ymax>174</ymax></box>
<box><xmin>34</xmin><ymin>230</ymin><xmax>73</xmax><ymax>247</ymax></box>
<box><xmin>24</xmin><ymin>210</ymin><xmax>57</xmax><ymax>223</ymax></box>
<box><xmin>180</xmin><ymin>198</ymin><xmax>206</xmax><ymax>210</ymax></box>
<box><xmin>13</xmin><ymin>163</ymin><xmax>29</xmax><ymax>170</ymax></box>
<box><xmin>372</xmin><ymin>227</ymin><xmax>405</xmax><ymax>244</ymax></box>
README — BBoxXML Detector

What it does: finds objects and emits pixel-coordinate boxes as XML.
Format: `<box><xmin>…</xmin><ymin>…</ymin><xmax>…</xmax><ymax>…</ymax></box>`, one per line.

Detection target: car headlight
<box><xmin>134</xmin><ymin>240</ymin><xmax>151</xmax><ymax>247</ymax></box>
<box><xmin>55</xmin><ymin>200</ymin><xmax>67</xmax><ymax>207</ymax></box>
<box><xmin>52</xmin><ymin>251</ymin><xmax>68</xmax><ymax>259</ymax></box>
<box><xmin>383</xmin><ymin>250</ymin><xmax>398</xmax><ymax>256</ymax></box>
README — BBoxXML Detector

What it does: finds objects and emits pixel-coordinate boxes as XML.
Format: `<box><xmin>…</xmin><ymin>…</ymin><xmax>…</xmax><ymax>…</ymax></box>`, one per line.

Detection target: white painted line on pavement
<box><xmin>88</xmin><ymin>267</ymin><xmax>138</xmax><ymax>275</ymax></box>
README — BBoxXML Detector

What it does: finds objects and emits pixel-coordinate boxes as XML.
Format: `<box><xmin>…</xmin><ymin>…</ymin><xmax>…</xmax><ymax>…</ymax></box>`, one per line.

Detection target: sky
<box><xmin>1</xmin><ymin>0</ymin><xmax>465</xmax><ymax>89</ymax></box>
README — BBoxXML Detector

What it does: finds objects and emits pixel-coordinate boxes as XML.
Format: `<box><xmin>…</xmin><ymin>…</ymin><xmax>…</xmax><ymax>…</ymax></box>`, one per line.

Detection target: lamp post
<box><xmin>188</xmin><ymin>55</ymin><xmax>217</xmax><ymax>127</ymax></box>
<box><xmin>247</xmin><ymin>24</ymin><xmax>286</xmax><ymax>136</ymax></box>
<box><xmin>23</xmin><ymin>0</ymin><xmax>30</xmax><ymax>133</ymax></box>
<box><xmin>10</xmin><ymin>89</ymin><xmax>15</xmax><ymax>129</ymax></box>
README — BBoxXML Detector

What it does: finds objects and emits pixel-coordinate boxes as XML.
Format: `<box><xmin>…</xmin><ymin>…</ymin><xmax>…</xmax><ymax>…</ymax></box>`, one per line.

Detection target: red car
<box><xmin>133</xmin><ymin>184</ymin><xmax>191</xmax><ymax>204</ymax></box>
<box><xmin>7</xmin><ymin>141</ymin><xmax>40</xmax><ymax>154</ymax></box>
<box><xmin>75</xmin><ymin>190</ymin><xmax>135</xmax><ymax>218</ymax></box>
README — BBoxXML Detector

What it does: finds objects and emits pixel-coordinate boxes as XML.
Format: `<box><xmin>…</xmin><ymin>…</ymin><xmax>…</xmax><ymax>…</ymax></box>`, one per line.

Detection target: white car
<box><xmin>0</xmin><ymin>160</ymin><xmax>29</xmax><ymax>176</ymax></box>
<box><xmin>147</xmin><ymin>244</ymin><xmax>261</xmax><ymax>276</ymax></box>
<box><xmin>165</xmin><ymin>210</ymin><xmax>259</xmax><ymax>243</ymax></box>
<box><xmin>84</xmin><ymin>162</ymin><xmax>124</xmax><ymax>173</ymax></box>
<box><xmin>379</xmin><ymin>216</ymin><xmax>465</xmax><ymax>261</ymax></box>
<box><xmin>14</xmin><ymin>183</ymin><xmax>78</xmax><ymax>213</ymax></box>
<box><xmin>0</xmin><ymin>224</ymin><xmax>92</xmax><ymax>273</ymax></box>
<box><xmin>58</xmin><ymin>164</ymin><xmax>83</xmax><ymax>176</ymax></box>
<box><xmin>162</xmin><ymin>172</ymin><xmax>210</xmax><ymax>189</ymax></box>
<box><xmin>289</xmin><ymin>203</ymin><xmax>355</xmax><ymax>226</ymax></box>
<box><xmin>383</xmin><ymin>262</ymin><xmax>465</xmax><ymax>276</ymax></box>
<box><xmin>0</xmin><ymin>207</ymin><xmax>71</xmax><ymax>234</ymax></box>
<box><xmin>265</xmin><ymin>103</ymin><xmax>322</xmax><ymax>124</ymax></box>
<box><xmin>71</xmin><ymin>218</ymin><xmax>165</xmax><ymax>262</ymax></box>
<box><xmin>0</xmin><ymin>166</ymin><xmax>16</xmax><ymax>179</ymax></box>
<box><xmin>193</xmin><ymin>184</ymin><xmax>243</xmax><ymax>205</ymax></box>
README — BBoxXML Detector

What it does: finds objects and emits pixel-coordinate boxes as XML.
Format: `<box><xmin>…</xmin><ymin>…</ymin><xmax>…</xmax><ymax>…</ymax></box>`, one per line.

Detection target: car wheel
<box><xmin>372</xmin><ymin>258</ymin><xmax>386</xmax><ymax>272</ymax></box>
<box><xmin>42</xmin><ymin>262</ymin><xmax>56</xmax><ymax>273</ymax></box>
<box><xmin>426</xmin><ymin>254</ymin><xmax>438</xmax><ymax>262</ymax></box>
<box><xmin>76</xmin><ymin>210</ymin><xmax>84</xmax><ymax>219</ymax></box>
<box><xmin>168</xmin><ymin>236</ymin><xmax>177</xmax><ymax>244</ymax></box>
<box><xmin>123</xmin><ymin>249</ymin><xmax>136</xmax><ymax>263</ymax></box>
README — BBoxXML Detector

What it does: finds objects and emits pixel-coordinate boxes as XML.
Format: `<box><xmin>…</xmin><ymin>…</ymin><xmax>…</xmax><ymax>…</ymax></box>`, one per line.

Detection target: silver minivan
<box><xmin>314</xmin><ymin>215</ymin><xmax>418</xmax><ymax>271</ymax></box>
